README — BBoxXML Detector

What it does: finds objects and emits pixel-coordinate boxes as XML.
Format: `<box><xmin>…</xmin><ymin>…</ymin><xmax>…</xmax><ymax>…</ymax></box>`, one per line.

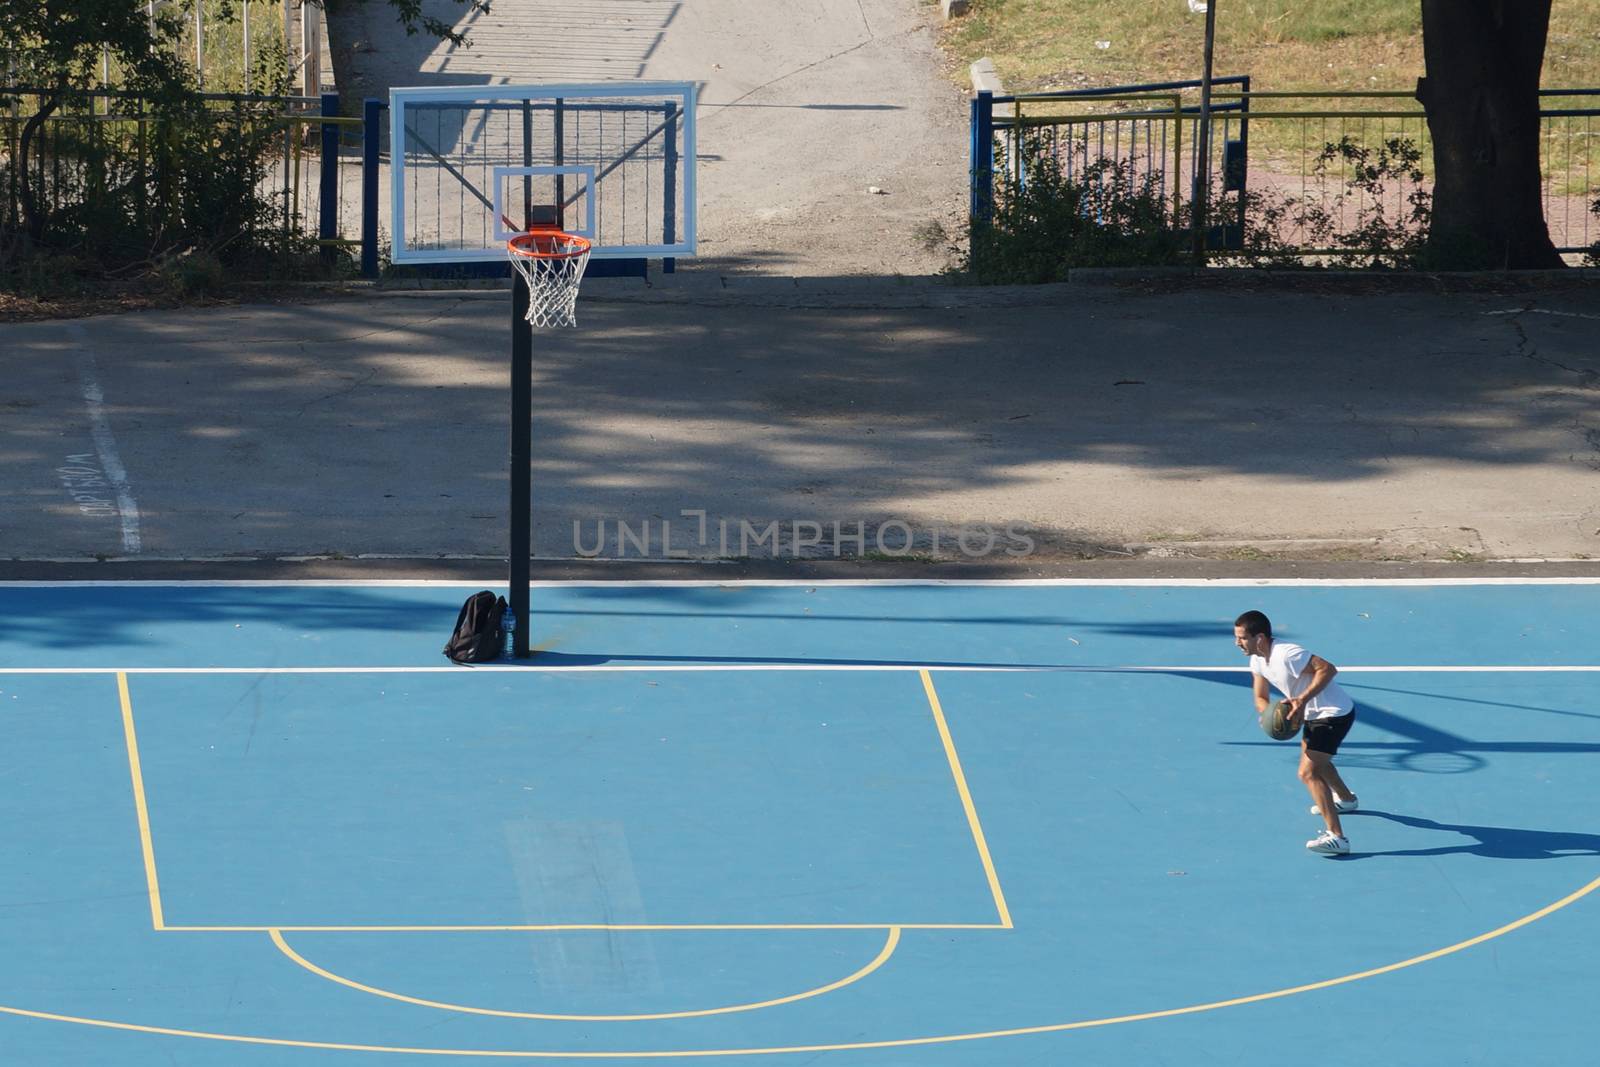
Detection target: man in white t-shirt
<box><xmin>1233</xmin><ymin>610</ymin><xmax>1358</xmax><ymax>856</ymax></box>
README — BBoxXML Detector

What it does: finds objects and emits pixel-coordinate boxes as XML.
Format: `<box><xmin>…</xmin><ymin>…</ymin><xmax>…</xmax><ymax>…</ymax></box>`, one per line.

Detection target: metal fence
<box><xmin>971</xmin><ymin>81</ymin><xmax>1600</xmax><ymax>261</ymax></box>
<box><xmin>0</xmin><ymin>86</ymin><xmax>681</xmax><ymax>279</ymax></box>
<box><xmin>1</xmin><ymin>87</ymin><xmax>360</xmax><ymax>267</ymax></box>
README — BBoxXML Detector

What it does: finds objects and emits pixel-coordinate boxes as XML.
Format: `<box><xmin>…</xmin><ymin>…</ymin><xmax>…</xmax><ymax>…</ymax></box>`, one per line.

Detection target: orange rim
<box><xmin>506</xmin><ymin>228</ymin><xmax>592</xmax><ymax>259</ymax></box>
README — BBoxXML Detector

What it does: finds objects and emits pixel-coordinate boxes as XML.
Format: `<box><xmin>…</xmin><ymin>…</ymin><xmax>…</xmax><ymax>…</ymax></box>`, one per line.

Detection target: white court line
<box><xmin>3</xmin><ymin>668</ymin><xmax>1600</xmax><ymax>675</ymax></box>
<box><xmin>1486</xmin><ymin>307</ymin><xmax>1600</xmax><ymax>321</ymax></box>
<box><xmin>5</xmin><ymin>578</ymin><xmax>1600</xmax><ymax>588</ymax></box>
<box><xmin>69</xmin><ymin>324</ymin><xmax>141</xmax><ymax>554</ymax></box>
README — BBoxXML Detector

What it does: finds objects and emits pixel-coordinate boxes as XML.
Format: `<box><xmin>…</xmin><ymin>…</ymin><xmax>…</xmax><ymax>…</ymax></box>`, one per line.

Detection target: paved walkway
<box><xmin>355</xmin><ymin>0</ymin><xmax>969</xmax><ymax>274</ymax></box>
<box><xmin>6</xmin><ymin>278</ymin><xmax>1599</xmax><ymax>569</ymax></box>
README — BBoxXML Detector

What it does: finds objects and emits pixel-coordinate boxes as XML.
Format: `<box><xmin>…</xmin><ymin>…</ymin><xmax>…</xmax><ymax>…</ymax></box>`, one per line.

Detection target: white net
<box><xmin>506</xmin><ymin>232</ymin><xmax>592</xmax><ymax>328</ymax></box>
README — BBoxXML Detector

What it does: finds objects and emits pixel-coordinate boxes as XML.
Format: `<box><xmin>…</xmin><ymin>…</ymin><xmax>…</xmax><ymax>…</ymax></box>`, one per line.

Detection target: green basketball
<box><xmin>1260</xmin><ymin>699</ymin><xmax>1301</xmax><ymax>741</ymax></box>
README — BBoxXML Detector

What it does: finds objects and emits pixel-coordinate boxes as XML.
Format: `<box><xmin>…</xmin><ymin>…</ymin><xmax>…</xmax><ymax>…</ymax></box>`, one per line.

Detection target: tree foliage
<box><xmin>330</xmin><ymin>0</ymin><xmax>486</xmax><ymax>47</ymax></box>
<box><xmin>0</xmin><ymin>0</ymin><xmax>482</xmax><ymax>290</ymax></box>
<box><xmin>1</xmin><ymin>0</ymin><xmax>194</xmax><ymax>243</ymax></box>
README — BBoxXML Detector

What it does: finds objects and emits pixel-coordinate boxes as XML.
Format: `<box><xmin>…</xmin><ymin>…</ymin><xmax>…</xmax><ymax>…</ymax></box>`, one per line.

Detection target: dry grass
<box><xmin>938</xmin><ymin>0</ymin><xmax>1600</xmax><ymax>240</ymax></box>
<box><xmin>938</xmin><ymin>0</ymin><xmax>1600</xmax><ymax>95</ymax></box>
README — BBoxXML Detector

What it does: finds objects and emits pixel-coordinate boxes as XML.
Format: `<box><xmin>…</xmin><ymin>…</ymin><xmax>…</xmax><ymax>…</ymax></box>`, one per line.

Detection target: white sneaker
<box><xmin>1306</xmin><ymin>830</ymin><xmax>1350</xmax><ymax>856</ymax></box>
<box><xmin>1309</xmin><ymin>795</ymin><xmax>1359</xmax><ymax>816</ymax></box>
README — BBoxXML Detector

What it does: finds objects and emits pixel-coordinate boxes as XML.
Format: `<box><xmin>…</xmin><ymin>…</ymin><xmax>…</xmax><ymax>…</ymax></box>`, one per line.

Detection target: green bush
<box><xmin>968</xmin><ymin>145</ymin><xmax>1189</xmax><ymax>283</ymax></box>
<box><xmin>156</xmin><ymin>249</ymin><xmax>226</xmax><ymax>294</ymax></box>
<box><xmin>1586</xmin><ymin>195</ymin><xmax>1600</xmax><ymax>267</ymax></box>
<box><xmin>960</xmin><ymin>132</ymin><xmax>1441</xmax><ymax>279</ymax></box>
<box><xmin>1300</xmin><ymin>135</ymin><xmax>1433</xmax><ymax>268</ymax></box>
<box><xmin>0</xmin><ymin>31</ymin><xmax>347</xmax><ymax>299</ymax></box>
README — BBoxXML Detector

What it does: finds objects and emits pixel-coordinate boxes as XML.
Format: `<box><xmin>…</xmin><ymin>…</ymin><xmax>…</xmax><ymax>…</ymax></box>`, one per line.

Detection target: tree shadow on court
<box><xmin>12</xmin><ymin>288</ymin><xmax>1600</xmax><ymax>563</ymax></box>
<box><xmin>0</xmin><ymin>588</ymin><xmax>451</xmax><ymax>650</ymax></box>
<box><xmin>554</xmin><ymin>587</ymin><xmax>1226</xmax><ymax>636</ymax></box>
<box><xmin>1342</xmin><ymin>811</ymin><xmax>1600</xmax><ymax>860</ymax></box>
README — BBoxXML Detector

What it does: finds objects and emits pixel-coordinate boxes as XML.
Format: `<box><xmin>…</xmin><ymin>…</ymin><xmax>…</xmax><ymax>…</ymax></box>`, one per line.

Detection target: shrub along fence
<box><xmin>969</xmin><ymin>81</ymin><xmax>1600</xmax><ymax>273</ymax></box>
<box><xmin>1</xmin><ymin>87</ymin><xmax>361</xmax><ymax>288</ymax></box>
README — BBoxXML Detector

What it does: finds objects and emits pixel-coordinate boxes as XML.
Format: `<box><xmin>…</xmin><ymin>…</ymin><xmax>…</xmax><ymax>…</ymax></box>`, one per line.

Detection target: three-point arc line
<box><xmin>6</xmin><ymin>665</ymin><xmax>1596</xmax><ymax>1054</ymax></box>
<box><xmin>2</xmin><ymin>871</ymin><xmax>1599</xmax><ymax>1058</ymax></box>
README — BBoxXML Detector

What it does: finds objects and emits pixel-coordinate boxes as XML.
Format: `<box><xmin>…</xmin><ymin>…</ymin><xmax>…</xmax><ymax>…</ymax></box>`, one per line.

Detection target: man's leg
<box><xmin>1318</xmin><ymin>760</ymin><xmax>1355</xmax><ymax>804</ymax></box>
<box><xmin>1299</xmin><ymin>748</ymin><xmax>1343</xmax><ymax>836</ymax></box>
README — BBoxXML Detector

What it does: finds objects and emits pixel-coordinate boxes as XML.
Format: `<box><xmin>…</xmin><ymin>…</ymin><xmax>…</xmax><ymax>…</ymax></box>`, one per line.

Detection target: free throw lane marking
<box><xmin>921</xmin><ymin>669</ymin><xmax>1012</xmax><ymax>929</ymax></box>
<box><xmin>270</xmin><ymin>927</ymin><xmax>900</xmax><ymax>1021</ymax></box>
<box><xmin>118</xmin><ymin>671</ymin><xmax>165</xmax><ymax>930</ymax></box>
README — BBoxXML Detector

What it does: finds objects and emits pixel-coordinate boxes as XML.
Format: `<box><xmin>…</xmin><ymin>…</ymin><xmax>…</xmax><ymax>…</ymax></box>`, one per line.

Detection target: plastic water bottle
<box><xmin>501</xmin><ymin>604</ymin><xmax>516</xmax><ymax>658</ymax></box>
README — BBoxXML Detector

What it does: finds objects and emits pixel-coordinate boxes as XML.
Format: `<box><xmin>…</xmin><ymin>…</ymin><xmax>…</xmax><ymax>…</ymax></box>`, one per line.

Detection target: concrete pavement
<box><xmin>5</xmin><ymin>276</ymin><xmax>1599</xmax><ymax>571</ymax></box>
<box><xmin>343</xmin><ymin>0</ymin><xmax>970</xmax><ymax>275</ymax></box>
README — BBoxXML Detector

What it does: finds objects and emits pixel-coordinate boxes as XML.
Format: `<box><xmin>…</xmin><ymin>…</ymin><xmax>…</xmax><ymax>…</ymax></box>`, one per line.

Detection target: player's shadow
<box><xmin>1175</xmin><ymin>669</ymin><xmax>1600</xmax><ymax>777</ymax></box>
<box><xmin>1344</xmin><ymin>811</ymin><xmax>1600</xmax><ymax>860</ymax></box>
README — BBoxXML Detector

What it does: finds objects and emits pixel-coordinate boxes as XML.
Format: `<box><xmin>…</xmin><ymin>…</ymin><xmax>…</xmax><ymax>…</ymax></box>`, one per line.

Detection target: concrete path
<box><xmin>5</xmin><ymin>278</ymin><xmax>1599</xmax><ymax>568</ymax></box>
<box><xmin>351</xmin><ymin>0</ymin><xmax>970</xmax><ymax>275</ymax></box>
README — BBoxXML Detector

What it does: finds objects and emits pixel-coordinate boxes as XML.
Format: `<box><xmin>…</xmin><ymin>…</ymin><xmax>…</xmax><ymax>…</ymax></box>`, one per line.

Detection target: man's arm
<box><xmin>1252</xmin><ymin>671</ymin><xmax>1271</xmax><ymax>714</ymax></box>
<box><xmin>1289</xmin><ymin>654</ymin><xmax>1338</xmax><ymax>715</ymax></box>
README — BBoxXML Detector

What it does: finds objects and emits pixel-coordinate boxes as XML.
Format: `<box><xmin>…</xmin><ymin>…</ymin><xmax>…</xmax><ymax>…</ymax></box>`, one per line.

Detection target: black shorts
<box><xmin>1303</xmin><ymin>709</ymin><xmax>1355</xmax><ymax>755</ymax></box>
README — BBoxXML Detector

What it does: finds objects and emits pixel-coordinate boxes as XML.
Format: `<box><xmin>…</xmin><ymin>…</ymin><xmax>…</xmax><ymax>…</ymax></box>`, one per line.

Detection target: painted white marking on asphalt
<box><xmin>1485</xmin><ymin>308</ymin><xmax>1600</xmax><ymax>321</ymax></box>
<box><xmin>69</xmin><ymin>324</ymin><xmax>141</xmax><ymax>553</ymax></box>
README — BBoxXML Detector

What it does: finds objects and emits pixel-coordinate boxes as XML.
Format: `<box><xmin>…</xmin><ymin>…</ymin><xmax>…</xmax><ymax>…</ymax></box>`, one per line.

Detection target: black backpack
<box><xmin>444</xmin><ymin>590</ymin><xmax>506</xmax><ymax>664</ymax></box>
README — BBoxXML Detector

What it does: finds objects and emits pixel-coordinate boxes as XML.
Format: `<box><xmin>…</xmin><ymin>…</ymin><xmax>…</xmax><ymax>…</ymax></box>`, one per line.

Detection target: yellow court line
<box><xmin>117</xmin><ymin>672</ymin><xmax>165</xmax><ymax>931</ymax></box>
<box><xmin>269</xmin><ymin>927</ymin><xmax>900</xmax><ymax>1021</ymax></box>
<box><xmin>920</xmin><ymin>670</ymin><xmax>1012</xmax><ymax>929</ymax></box>
<box><xmin>4</xmin><ymin>870</ymin><xmax>1599</xmax><ymax>1057</ymax></box>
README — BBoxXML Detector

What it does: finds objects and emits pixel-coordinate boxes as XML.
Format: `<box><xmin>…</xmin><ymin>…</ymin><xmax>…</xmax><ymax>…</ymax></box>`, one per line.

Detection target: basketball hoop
<box><xmin>506</xmin><ymin>229</ymin><xmax>592</xmax><ymax>328</ymax></box>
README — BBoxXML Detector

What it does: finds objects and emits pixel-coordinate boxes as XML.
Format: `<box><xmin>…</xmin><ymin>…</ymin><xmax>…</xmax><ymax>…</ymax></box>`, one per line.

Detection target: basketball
<box><xmin>1260</xmin><ymin>699</ymin><xmax>1301</xmax><ymax>741</ymax></box>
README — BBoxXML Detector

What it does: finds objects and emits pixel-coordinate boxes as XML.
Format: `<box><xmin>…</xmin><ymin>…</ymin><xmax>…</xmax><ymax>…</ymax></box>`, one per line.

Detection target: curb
<box><xmin>1066</xmin><ymin>266</ymin><xmax>1600</xmax><ymax>291</ymax></box>
<box><xmin>238</xmin><ymin>266</ymin><xmax>1598</xmax><ymax>311</ymax></box>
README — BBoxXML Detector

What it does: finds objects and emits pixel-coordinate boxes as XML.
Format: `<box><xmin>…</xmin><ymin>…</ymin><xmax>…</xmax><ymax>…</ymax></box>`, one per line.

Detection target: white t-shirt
<box><xmin>1251</xmin><ymin>640</ymin><xmax>1353</xmax><ymax>721</ymax></box>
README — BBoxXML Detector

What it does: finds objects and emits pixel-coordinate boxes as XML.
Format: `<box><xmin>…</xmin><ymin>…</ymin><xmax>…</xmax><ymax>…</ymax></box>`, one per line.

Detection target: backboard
<box><xmin>389</xmin><ymin>82</ymin><xmax>697</xmax><ymax>264</ymax></box>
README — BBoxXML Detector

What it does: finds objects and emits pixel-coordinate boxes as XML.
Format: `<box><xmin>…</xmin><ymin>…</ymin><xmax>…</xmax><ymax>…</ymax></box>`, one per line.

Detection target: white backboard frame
<box><xmin>490</xmin><ymin>165</ymin><xmax>597</xmax><ymax>244</ymax></box>
<box><xmin>390</xmin><ymin>82</ymin><xmax>697</xmax><ymax>264</ymax></box>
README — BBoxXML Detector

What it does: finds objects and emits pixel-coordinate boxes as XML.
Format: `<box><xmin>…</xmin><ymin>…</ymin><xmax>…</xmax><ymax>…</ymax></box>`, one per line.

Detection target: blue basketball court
<box><xmin>2</xmin><ymin>578</ymin><xmax>1597</xmax><ymax>1064</ymax></box>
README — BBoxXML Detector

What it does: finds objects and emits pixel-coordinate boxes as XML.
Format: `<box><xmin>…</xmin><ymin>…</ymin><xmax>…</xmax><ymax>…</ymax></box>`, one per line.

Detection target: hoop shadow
<box><xmin>1344</xmin><ymin>811</ymin><xmax>1600</xmax><ymax>861</ymax></box>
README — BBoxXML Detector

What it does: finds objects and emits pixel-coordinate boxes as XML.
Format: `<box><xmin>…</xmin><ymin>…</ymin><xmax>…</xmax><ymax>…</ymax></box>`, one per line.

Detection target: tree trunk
<box><xmin>1416</xmin><ymin>0</ymin><xmax>1563</xmax><ymax>269</ymax></box>
<box><xmin>17</xmin><ymin>89</ymin><xmax>64</xmax><ymax>245</ymax></box>
<box><xmin>323</xmin><ymin>1</ymin><xmax>390</xmax><ymax>116</ymax></box>
<box><xmin>323</xmin><ymin>0</ymin><xmax>476</xmax><ymax>117</ymax></box>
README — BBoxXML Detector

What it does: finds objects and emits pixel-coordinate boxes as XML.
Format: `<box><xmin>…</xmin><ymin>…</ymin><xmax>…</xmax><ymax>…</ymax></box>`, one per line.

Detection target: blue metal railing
<box><xmin>972</xmin><ymin>75</ymin><xmax>1252</xmax><ymax>250</ymax></box>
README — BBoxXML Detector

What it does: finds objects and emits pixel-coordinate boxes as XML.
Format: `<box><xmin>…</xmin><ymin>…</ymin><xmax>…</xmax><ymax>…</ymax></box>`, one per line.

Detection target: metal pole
<box><xmin>1191</xmin><ymin>0</ymin><xmax>1218</xmax><ymax>263</ymax></box>
<box><xmin>360</xmin><ymin>98</ymin><xmax>380</xmax><ymax>278</ymax></box>
<box><xmin>663</xmin><ymin>100</ymin><xmax>678</xmax><ymax>273</ymax></box>
<box><xmin>969</xmin><ymin>90</ymin><xmax>995</xmax><ymax>236</ymax></box>
<box><xmin>318</xmin><ymin>92</ymin><xmax>339</xmax><ymax>267</ymax></box>
<box><xmin>508</xmin><ymin>278</ymin><xmax>533</xmax><ymax>658</ymax></box>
